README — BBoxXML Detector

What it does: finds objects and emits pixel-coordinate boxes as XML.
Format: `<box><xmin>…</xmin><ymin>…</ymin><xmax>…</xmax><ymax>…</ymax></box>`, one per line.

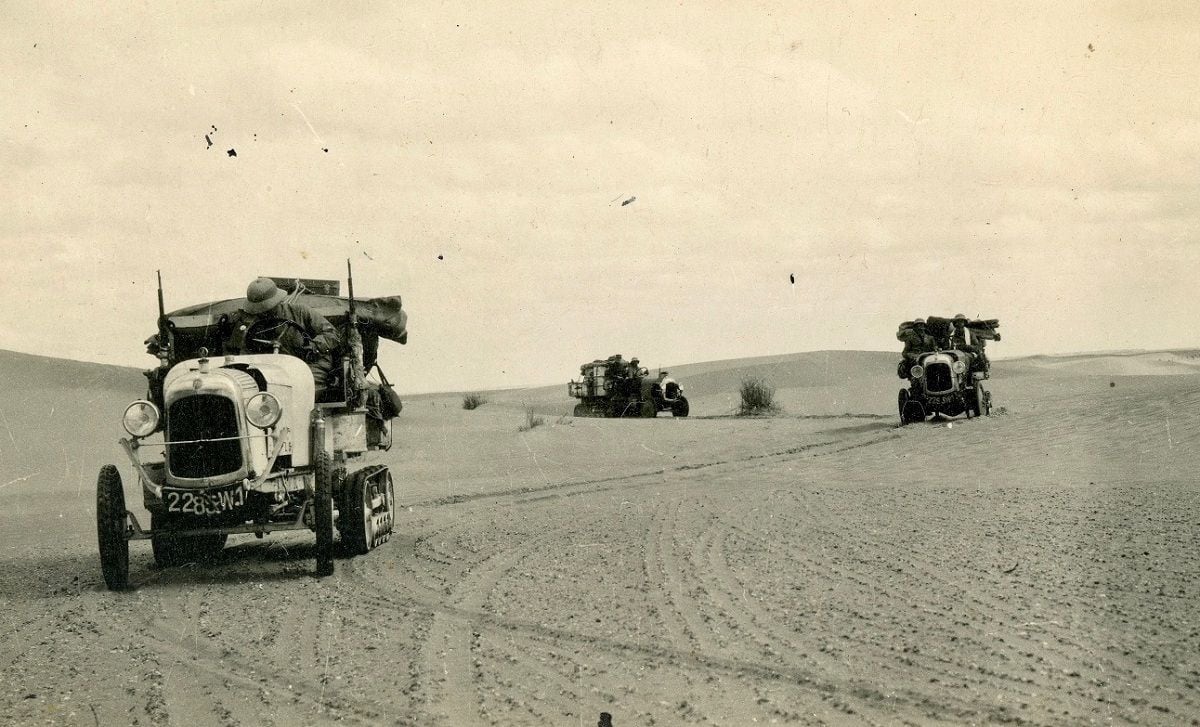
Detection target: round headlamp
<box><xmin>910</xmin><ymin>365</ymin><xmax>924</xmax><ymax>379</ymax></box>
<box><xmin>952</xmin><ymin>361</ymin><xmax>967</xmax><ymax>374</ymax></box>
<box><xmin>246</xmin><ymin>392</ymin><xmax>282</xmax><ymax>429</ymax></box>
<box><xmin>122</xmin><ymin>400</ymin><xmax>160</xmax><ymax>438</ymax></box>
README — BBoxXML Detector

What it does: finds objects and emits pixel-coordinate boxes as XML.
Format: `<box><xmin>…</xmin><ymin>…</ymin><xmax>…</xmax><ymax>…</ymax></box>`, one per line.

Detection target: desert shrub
<box><xmin>738</xmin><ymin>376</ymin><xmax>780</xmax><ymax>416</ymax></box>
<box><xmin>462</xmin><ymin>393</ymin><xmax>487</xmax><ymax>410</ymax></box>
<box><xmin>518</xmin><ymin>406</ymin><xmax>545</xmax><ymax>432</ymax></box>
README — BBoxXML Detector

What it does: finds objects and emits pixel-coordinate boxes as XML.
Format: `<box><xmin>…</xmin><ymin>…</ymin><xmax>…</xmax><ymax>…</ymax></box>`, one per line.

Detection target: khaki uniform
<box><xmin>898</xmin><ymin>328</ymin><xmax>935</xmax><ymax>361</ymax></box>
<box><xmin>225</xmin><ymin>301</ymin><xmax>341</xmax><ymax>390</ymax></box>
<box><xmin>897</xmin><ymin>327</ymin><xmax>934</xmax><ymax>379</ymax></box>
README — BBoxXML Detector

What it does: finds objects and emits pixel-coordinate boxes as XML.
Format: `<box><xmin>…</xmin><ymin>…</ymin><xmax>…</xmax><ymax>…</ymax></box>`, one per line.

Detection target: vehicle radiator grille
<box><xmin>167</xmin><ymin>395</ymin><xmax>242</xmax><ymax>478</ymax></box>
<box><xmin>925</xmin><ymin>362</ymin><xmax>953</xmax><ymax>393</ymax></box>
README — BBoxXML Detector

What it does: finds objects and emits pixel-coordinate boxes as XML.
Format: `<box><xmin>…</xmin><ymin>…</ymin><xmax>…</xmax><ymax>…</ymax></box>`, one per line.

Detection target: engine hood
<box><xmin>163</xmin><ymin>354</ymin><xmax>314</xmax><ymax>471</ymax></box>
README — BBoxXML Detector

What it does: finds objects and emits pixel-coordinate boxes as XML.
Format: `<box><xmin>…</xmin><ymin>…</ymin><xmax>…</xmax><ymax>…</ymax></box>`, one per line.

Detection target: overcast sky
<box><xmin>3</xmin><ymin>2</ymin><xmax>1198</xmax><ymax>393</ymax></box>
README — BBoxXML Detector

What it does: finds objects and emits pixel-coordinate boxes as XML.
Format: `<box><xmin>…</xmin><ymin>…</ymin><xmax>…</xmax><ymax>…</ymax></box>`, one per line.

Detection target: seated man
<box><xmin>950</xmin><ymin>314</ymin><xmax>971</xmax><ymax>350</ymax></box>
<box><xmin>224</xmin><ymin>278</ymin><xmax>342</xmax><ymax>393</ymax></box>
<box><xmin>897</xmin><ymin>318</ymin><xmax>934</xmax><ymax>378</ymax></box>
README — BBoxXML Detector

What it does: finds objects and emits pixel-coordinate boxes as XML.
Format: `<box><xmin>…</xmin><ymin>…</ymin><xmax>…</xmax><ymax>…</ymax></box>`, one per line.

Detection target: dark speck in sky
<box><xmin>322</xmin><ymin>148</ymin><xmax>329</xmax><ymax>153</ymax></box>
<box><xmin>226</xmin><ymin>148</ymin><xmax>237</xmax><ymax>157</ymax></box>
<box><xmin>790</xmin><ymin>273</ymin><xmax>795</xmax><ymax>285</ymax></box>
<box><xmin>437</xmin><ymin>254</ymin><xmax>444</xmax><ymax>260</ymax></box>
<box><xmin>621</xmin><ymin>196</ymin><xmax>636</xmax><ymax>206</ymax></box>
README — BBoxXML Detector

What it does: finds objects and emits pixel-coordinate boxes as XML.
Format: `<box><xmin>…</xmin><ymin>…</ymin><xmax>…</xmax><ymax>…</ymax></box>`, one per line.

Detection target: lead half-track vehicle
<box><xmin>897</xmin><ymin>316</ymin><xmax>1000</xmax><ymax>425</ymax></box>
<box><xmin>568</xmin><ymin>354</ymin><xmax>689</xmax><ymax>418</ymax></box>
<box><xmin>96</xmin><ymin>268</ymin><xmax>408</xmax><ymax>589</ymax></box>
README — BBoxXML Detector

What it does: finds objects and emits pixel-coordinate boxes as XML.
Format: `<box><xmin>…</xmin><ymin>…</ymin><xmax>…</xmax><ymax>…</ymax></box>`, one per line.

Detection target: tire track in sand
<box><xmin>409</xmin><ymin>515</ymin><xmax>579</xmax><ymax>725</ymax></box>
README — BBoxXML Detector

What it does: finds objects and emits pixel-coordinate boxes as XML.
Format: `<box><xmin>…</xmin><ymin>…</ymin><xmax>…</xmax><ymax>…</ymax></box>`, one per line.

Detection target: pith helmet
<box><xmin>912</xmin><ymin>318</ymin><xmax>926</xmax><ymax>326</ymax></box>
<box><xmin>953</xmin><ymin>313</ymin><xmax>968</xmax><ymax>322</ymax></box>
<box><xmin>243</xmin><ymin>277</ymin><xmax>287</xmax><ymax>314</ymax></box>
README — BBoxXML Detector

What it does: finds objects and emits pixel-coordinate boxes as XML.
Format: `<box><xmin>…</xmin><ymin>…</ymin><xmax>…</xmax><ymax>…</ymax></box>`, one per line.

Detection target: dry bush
<box><xmin>461</xmin><ymin>393</ymin><xmax>487</xmax><ymax>410</ymax></box>
<box><xmin>738</xmin><ymin>376</ymin><xmax>780</xmax><ymax>416</ymax></box>
<box><xmin>518</xmin><ymin>406</ymin><xmax>545</xmax><ymax>432</ymax></box>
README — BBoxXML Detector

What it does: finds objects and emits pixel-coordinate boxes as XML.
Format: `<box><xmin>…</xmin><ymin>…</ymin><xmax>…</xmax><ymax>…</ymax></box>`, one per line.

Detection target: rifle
<box><xmin>344</xmin><ymin>259</ymin><xmax>367</xmax><ymax>407</ymax></box>
<box><xmin>155</xmin><ymin>270</ymin><xmax>171</xmax><ymax>368</ymax></box>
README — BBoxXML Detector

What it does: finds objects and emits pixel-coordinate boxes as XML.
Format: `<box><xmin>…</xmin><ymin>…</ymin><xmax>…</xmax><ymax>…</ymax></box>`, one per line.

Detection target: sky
<box><xmin>2</xmin><ymin>1</ymin><xmax>1198</xmax><ymax>393</ymax></box>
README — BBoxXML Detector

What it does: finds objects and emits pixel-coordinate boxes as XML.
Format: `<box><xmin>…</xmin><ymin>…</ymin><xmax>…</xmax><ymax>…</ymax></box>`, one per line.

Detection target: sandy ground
<box><xmin>1</xmin><ymin>348</ymin><xmax>1199</xmax><ymax>725</ymax></box>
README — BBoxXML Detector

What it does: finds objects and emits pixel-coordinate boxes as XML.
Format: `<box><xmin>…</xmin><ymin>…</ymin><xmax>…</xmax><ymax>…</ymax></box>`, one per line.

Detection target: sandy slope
<box><xmin>1</xmin><ymin>349</ymin><xmax>1198</xmax><ymax>725</ymax></box>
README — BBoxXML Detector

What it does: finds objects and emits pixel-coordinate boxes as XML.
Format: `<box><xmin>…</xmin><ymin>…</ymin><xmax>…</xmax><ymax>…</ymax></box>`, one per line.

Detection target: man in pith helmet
<box><xmin>225</xmin><ymin>277</ymin><xmax>341</xmax><ymax>393</ymax></box>
<box><xmin>896</xmin><ymin>318</ymin><xmax>935</xmax><ymax>380</ymax></box>
<box><xmin>951</xmin><ymin>313</ymin><xmax>970</xmax><ymax>349</ymax></box>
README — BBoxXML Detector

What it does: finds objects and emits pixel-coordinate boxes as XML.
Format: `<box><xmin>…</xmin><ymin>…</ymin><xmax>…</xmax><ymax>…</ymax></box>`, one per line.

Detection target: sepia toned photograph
<box><xmin>2</xmin><ymin>2</ymin><xmax>1198</xmax><ymax>724</ymax></box>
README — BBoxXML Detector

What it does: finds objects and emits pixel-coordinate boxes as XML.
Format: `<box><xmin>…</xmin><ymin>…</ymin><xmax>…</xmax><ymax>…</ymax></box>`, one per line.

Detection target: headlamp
<box><xmin>910</xmin><ymin>365</ymin><xmax>924</xmax><ymax>379</ymax></box>
<box><xmin>122</xmin><ymin>400</ymin><xmax>160</xmax><ymax>438</ymax></box>
<box><xmin>246</xmin><ymin>392</ymin><xmax>282</xmax><ymax>429</ymax></box>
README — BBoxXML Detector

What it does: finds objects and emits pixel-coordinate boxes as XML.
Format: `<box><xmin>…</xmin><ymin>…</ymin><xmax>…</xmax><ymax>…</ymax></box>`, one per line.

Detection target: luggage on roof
<box><xmin>149</xmin><ymin>293</ymin><xmax>407</xmax><ymax>367</ymax></box>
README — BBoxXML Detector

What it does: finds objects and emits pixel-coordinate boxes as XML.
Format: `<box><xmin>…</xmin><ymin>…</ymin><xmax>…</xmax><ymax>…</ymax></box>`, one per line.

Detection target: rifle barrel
<box><xmin>156</xmin><ymin>270</ymin><xmax>165</xmax><ymax>318</ymax></box>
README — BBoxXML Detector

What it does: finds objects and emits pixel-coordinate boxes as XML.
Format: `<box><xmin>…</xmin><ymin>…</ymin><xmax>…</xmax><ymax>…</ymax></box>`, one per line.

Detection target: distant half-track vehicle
<box><xmin>568</xmin><ymin>354</ymin><xmax>689</xmax><ymax>418</ymax></box>
<box><xmin>897</xmin><ymin>316</ymin><xmax>1000</xmax><ymax>425</ymax></box>
<box><xmin>96</xmin><ymin>266</ymin><xmax>408</xmax><ymax>590</ymax></box>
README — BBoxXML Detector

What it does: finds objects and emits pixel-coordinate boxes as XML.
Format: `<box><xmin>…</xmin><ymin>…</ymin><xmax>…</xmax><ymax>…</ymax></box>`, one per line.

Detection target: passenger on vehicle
<box><xmin>897</xmin><ymin>318</ymin><xmax>935</xmax><ymax>379</ymax></box>
<box><xmin>951</xmin><ymin>314</ymin><xmax>970</xmax><ymax>349</ymax></box>
<box><xmin>224</xmin><ymin>278</ymin><xmax>342</xmax><ymax>392</ymax></box>
<box><xmin>899</xmin><ymin>318</ymin><xmax>935</xmax><ymax>359</ymax></box>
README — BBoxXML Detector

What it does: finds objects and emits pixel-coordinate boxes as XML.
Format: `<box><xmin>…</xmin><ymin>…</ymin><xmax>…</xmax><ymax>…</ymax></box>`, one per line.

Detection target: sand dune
<box><xmin>1</xmin><ymin>347</ymin><xmax>1198</xmax><ymax>725</ymax></box>
<box><xmin>1005</xmin><ymin>349</ymin><xmax>1200</xmax><ymax>377</ymax></box>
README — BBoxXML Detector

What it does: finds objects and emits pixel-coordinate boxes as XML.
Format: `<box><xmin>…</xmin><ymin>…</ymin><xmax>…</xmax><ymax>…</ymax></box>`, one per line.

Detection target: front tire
<box><xmin>640</xmin><ymin>400</ymin><xmax>657</xmax><ymax>418</ymax></box>
<box><xmin>898</xmin><ymin>389</ymin><xmax>911</xmax><ymax>425</ymax></box>
<box><xmin>671</xmin><ymin>396</ymin><xmax>690</xmax><ymax>418</ymax></box>
<box><xmin>97</xmin><ymin>465</ymin><xmax>130</xmax><ymax>591</ymax></box>
<box><xmin>977</xmin><ymin>383</ymin><xmax>992</xmax><ymax>416</ymax></box>
<box><xmin>313</xmin><ymin>451</ymin><xmax>337</xmax><ymax>577</ymax></box>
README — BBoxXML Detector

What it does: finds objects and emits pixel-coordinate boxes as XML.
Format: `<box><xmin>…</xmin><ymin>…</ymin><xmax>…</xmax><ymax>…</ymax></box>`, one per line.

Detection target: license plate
<box><xmin>163</xmin><ymin>485</ymin><xmax>246</xmax><ymax>515</ymax></box>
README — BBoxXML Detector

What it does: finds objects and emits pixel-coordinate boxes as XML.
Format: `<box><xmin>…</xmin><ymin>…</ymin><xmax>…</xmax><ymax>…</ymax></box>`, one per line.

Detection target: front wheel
<box><xmin>313</xmin><ymin>451</ymin><xmax>337</xmax><ymax>577</ymax></box>
<box><xmin>897</xmin><ymin>388</ymin><xmax>910</xmax><ymax>425</ymax></box>
<box><xmin>969</xmin><ymin>383</ymin><xmax>988</xmax><ymax>419</ymax></box>
<box><xmin>671</xmin><ymin>396</ymin><xmax>690</xmax><ymax>418</ymax></box>
<box><xmin>977</xmin><ymin>383</ymin><xmax>992</xmax><ymax>416</ymax></box>
<box><xmin>96</xmin><ymin>465</ymin><xmax>130</xmax><ymax>590</ymax></box>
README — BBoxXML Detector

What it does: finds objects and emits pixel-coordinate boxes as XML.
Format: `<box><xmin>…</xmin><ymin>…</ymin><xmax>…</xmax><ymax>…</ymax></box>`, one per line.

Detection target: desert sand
<box><xmin>1</xmin><ymin>348</ymin><xmax>1198</xmax><ymax>725</ymax></box>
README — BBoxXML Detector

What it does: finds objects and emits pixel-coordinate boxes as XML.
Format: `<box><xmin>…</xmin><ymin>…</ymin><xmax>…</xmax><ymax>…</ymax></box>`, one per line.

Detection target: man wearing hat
<box><xmin>896</xmin><ymin>318</ymin><xmax>935</xmax><ymax>379</ymax></box>
<box><xmin>950</xmin><ymin>313</ymin><xmax>993</xmax><ymax>374</ymax></box>
<box><xmin>224</xmin><ymin>278</ymin><xmax>341</xmax><ymax>392</ymax></box>
<box><xmin>951</xmin><ymin>314</ymin><xmax>971</xmax><ymax>350</ymax></box>
<box><xmin>900</xmin><ymin>318</ymin><xmax>934</xmax><ymax>358</ymax></box>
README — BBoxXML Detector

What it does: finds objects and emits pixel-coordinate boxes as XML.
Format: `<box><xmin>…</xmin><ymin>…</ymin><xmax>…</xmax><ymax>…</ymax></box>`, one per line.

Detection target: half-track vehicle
<box><xmin>96</xmin><ymin>266</ymin><xmax>408</xmax><ymax>589</ymax></box>
<box><xmin>568</xmin><ymin>354</ymin><xmax>689</xmax><ymax>418</ymax></box>
<box><xmin>897</xmin><ymin>316</ymin><xmax>1000</xmax><ymax>425</ymax></box>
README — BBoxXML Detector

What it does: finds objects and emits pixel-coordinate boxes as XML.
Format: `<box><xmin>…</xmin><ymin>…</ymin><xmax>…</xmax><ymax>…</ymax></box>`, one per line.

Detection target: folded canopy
<box><xmin>148</xmin><ymin>294</ymin><xmax>407</xmax><ymax>368</ymax></box>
